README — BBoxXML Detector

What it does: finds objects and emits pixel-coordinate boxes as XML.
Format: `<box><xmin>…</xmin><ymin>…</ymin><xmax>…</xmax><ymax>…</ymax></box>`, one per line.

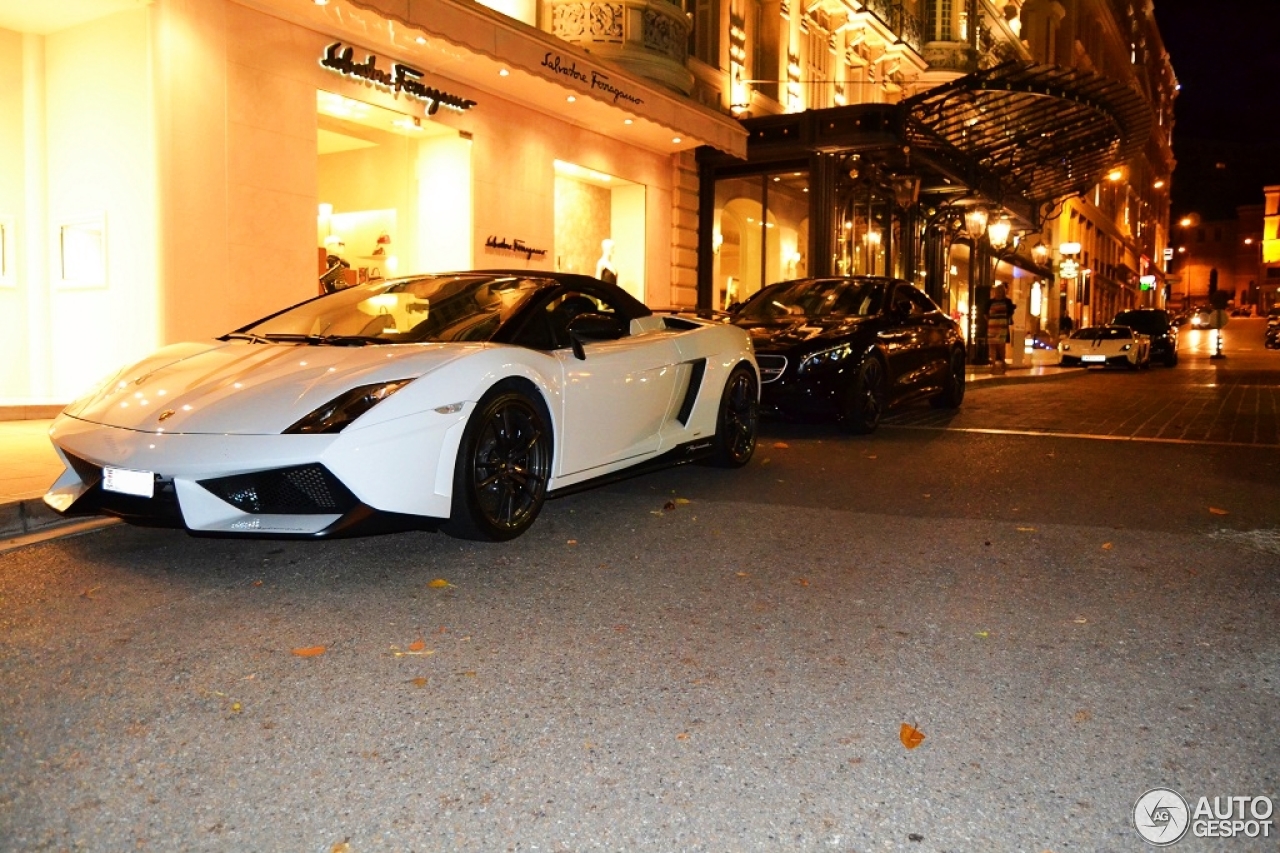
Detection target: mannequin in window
<box><xmin>595</xmin><ymin>238</ymin><xmax>618</xmax><ymax>285</ymax></box>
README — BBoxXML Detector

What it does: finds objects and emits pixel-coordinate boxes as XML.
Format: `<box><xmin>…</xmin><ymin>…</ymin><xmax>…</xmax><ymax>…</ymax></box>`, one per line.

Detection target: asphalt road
<box><xmin>2</xmin><ymin>321</ymin><xmax>1277</xmax><ymax>852</ymax></box>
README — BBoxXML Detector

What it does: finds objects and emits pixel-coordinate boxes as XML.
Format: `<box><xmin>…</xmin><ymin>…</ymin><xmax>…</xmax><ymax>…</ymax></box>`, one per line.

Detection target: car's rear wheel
<box><xmin>929</xmin><ymin>349</ymin><xmax>966</xmax><ymax>409</ymax></box>
<box><xmin>839</xmin><ymin>357</ymin><xmax>885</xmax><ymax>434</ymax></box>
<box><xmin>443</xmin><ymin>385</ymin><xmax>552</xmax><ymax>541</ymax></box>
<box><xmin>708</xmin><ymin>364</ymin><xmax>759</xmax><ymax>468</ymax></box>
<box><xmin>1164</xmin><ymin>349</ymin><xmax>1178</xmax><ymax>366</ymax></box>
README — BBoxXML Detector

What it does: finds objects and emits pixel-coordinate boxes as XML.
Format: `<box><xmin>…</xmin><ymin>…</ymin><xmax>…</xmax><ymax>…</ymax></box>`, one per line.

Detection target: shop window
<box><xmin>713</xmin><ymin>171</ymin><xmax>809</xmax><ymax>310</ymax></box>
<box><xmin>58</xmin><ymin>214</ymin><xmax>107</xmax><ymax>290</ymax></box>
<box><xmin>316</xmin><ymin>91</ymin><xmax>472</xmax><ymax>287</ymax></box>
<box><xmin>553</xmin><ymin>161</ymin><xmax>646</xmax><ymax>302</ymax></box>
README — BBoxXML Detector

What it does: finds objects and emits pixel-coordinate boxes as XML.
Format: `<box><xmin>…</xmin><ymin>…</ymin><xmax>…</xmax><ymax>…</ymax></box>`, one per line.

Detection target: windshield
<box><xmin>737</xmin><ymin>279</ymin><xmax>887</xmax><ymax>321</ymax></box>
<box><xmin>235</xmin><ymin>275</ymin><xmax>543</xmax><ymax>344</ymax></box>
<box><xmin>1071</xmin><ymin>326</ymin><xmax>1132</xmax><ymax>341</ymax></box>
<box><xmin>1114</xmin><ymin>311</ymin><xmax>1167</xmax><ymax>333</ymax></box>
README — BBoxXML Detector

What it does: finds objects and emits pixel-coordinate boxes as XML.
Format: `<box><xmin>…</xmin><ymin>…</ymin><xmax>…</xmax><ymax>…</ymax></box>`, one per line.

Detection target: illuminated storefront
<box><xmin>0</xmin><ymin>0</ymin><xmax>744</xmax><ymax>404</ymax></box>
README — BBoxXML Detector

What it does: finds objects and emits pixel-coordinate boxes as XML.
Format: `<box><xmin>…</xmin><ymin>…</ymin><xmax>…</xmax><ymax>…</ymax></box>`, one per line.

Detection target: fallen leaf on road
<box><xmin>866</xmin><ymin>454</ymin><xmax>877</xmax><ymax>459</ymax></box>
<box><xmin>676</xmin><ymin>732</ymin><xmax>690</xmax><ymax>741</ymax></box>
<box><xmin>1208</xmin><ymin>506</ymin><xmax>1229</xmax><ymax>515</ymax></box>
<box><xmin>1101</xmin><ymin>542</ymin><xmax>1113</xmax><ymax>550</ymax></box>
<box><xmin>427</xmin><ymin>579</ymin><xmax>452</xmax><ymax>588</ymax></box>
<box><xmin>252</xmin><ymin>580</ymin><xmax>263</xmax><ymax>587</ymax></box>
<box><xmin>1073</xmin><ymin>617</ymin><xmax>1088</xmax><ymax>624</ymax></box>
<box><xmin>975</xmin><ymin>630</ymin><xmax>989</xmax><ymax>638</ymax></box>
<box><xmin>1073</xmin><ymin>709</ymin><xmax>1092</xmax><ymax>723</ymax></box>
<box><xmin>900</xmin><ymin>723</ymin><xmax>926</xmax><ymax>749</ymax></box>
<box><xmin>567</xmin><ymin>539</ymin><xmax>578</xmax><ymax>546</ymax></box>
<box><xmin>1017</xmin><ymin>527</ymin><xmax>1037</xmax><ymax>532</ymax></box>
<box><xmin>231</xmin><ymin>702</ymin><xmax>242</xmax><ymax>713</ymax></box>
<box><xmin>408</xmin><ymin>639</ymin><xmax>425</xmax><ymax>652</ymax></box>
<box><xmin>794</xmin><ymin>578</ymin><xmax>810</xmax><ymax>587</ymax></box>
<box><xmin>735</xmin><ymin>571</ymin><xmax>750</xmax><ymax>577</ymax></box>
<box><xmin>772</xmin><ymin>441</ymin><xmax>789</xmax><ymax>448</ymax></box>
<box><xmin>80</xmin><ymin>586</ymin><xmax>101</xmax><ymax>600</ymax></box>
<box><xmin>291</xmin><ymin>645</ymin><xmax>326</xmax><ymax>658</ymax></box>
<box><xmin>331</xmin><ymin>841</ymin><xmax>351</xmax><ymax>853</ymax></box>
<box><xmin>410</xmin><ymin>677</ymin><xmax>428</xmax><ymax>688</ymax></box>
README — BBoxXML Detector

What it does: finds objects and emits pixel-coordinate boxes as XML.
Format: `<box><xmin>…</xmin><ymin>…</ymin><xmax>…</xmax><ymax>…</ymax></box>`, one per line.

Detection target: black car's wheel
<box><xmin>839</xmin><ymin>357</ymin><xmax>886</xmax><ymax>435</ymax></box>
<box><xmin>443</xmin><ymin>385</ymin><xmax>552</xmax><ymax>541</ymax></box>
<box><xmin>708</xmin><ymin>364</ymin><xmax>759</xmax><ymax>468</ymax></box>
<box><xmin>929</xmin><ymin>348</ymin><xmax>966</xmax><ymax>409</ymax></box>
<box><xmin>1164</xmin><ymin>349</ymin><xmax>1178</xmax><ymax>367</ymax></box>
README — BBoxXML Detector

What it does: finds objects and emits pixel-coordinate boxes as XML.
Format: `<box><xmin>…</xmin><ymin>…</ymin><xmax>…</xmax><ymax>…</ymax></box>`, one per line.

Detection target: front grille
<box><xmin>199</xmin><ymin>464</ymin><xmax>357</xmax><ymax>515</ymax></box>
<box><xmin>756</xmin><ymin>354</ymin><xmax>788</xmax><ymax>383</ymax></box>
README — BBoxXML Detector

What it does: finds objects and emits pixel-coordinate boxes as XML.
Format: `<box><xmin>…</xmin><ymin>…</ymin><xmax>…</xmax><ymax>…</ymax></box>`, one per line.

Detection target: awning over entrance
<box><xmin>901</xmin><ymin>61</ymin><xmax>1152</xmax><ymax>220</ymax></box>
<box><xmin>244</xmin><ymin>0</ymin><xmax>747</xmax><ymax>158</ymax></box>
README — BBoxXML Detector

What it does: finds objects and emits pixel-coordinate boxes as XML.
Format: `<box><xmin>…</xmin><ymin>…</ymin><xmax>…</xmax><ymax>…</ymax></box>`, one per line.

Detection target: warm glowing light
<box><xmin>964</xmin><ymin>207</ymin><xmax>988</xmax><ymax>241</ymax></box>
<box><xmin>1059</xmin><ymin>241</ymin><xmax>1081</xmax><ymax>256</ymax></box>
<box><xmin>672</xmin><ymin>137</ymin><xmax>682</xmax><ymax>144</ymax></box>
<box><xmin>1179</xmin><ymin>216</ymin><xmax>1193</xmax><ymax>228</ymax></box>
<box><xmin>1153</xmin><ymin>179</ymin><xmax>1165</xmax><ymax>189</ymax></box>
<box><xmin>623</xmin><ymin>118</ymin><xmax>633</xmax><ymax>125</ymax></box>
<box><xmin>499</xmin><ymin>68</ymin><xmax>509</xmax><ymax>76</ymax></box>
<box><xmin>566</xmin><ymin>95</ymin><xmax>576</xmax><ymax>103</ymax></box>
<box><xmin>1107</xmin><ymin>169</ymin><xmax>1124</xmax><ymax>182</ymax></box>
<box><xmin>987</xmin><ymin>216</ymin><xmax>1012</xmax><ymax>250</ymax></box>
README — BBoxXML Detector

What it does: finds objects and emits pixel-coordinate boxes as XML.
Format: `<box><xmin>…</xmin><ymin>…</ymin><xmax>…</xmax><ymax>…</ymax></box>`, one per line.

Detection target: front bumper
<box><xmin>43</xmin><ymin>409</ymin><xmax>468</xmax><ymax>537</ymax></box>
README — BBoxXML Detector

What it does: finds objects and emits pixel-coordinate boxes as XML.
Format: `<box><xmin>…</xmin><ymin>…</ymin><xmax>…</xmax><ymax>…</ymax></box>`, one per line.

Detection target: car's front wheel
<box><xmin>929</xmin><ymin>349</ymin><xmax>966</xmax><ymax>409</ymax></box>
<box><xmin>443</xmin><ymin>385</ymin><xmax>552</xmax><ymax>541</ymax></box>
<box><xmin>708</xmin><ymin>364</ymin><xmax>759</xmax><ymax>468</ymax></box>
<box><xmin>839</xmin><ymin>357</ymin><xmax>885</xmax><ymax>434</ymax></box>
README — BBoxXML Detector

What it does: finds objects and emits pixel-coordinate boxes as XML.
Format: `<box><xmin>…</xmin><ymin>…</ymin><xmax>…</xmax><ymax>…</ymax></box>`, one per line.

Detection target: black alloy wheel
<box><xmin>708</xmin><ymin>364</ymin><xmax>759</xmax><ymax>468</ymax></box>
<box><xmin>839</xmin><ymin>357</ymin><xmax>886</xmax><ymax>434</ymax></box>
<box><xmin>444</xmin><ymin>387</ymin><xmax>552</xmax><ymax>541</ymax></box>
<box><xmin>929</xmin><ymin>349</ymin><xmax>966</xmax><ymax>409</ymax></box>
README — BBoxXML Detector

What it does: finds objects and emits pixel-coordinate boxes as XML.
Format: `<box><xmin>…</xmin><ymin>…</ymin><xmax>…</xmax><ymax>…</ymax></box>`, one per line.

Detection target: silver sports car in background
<box><xmin>45</xmin><ymin>271</ymin><xmax>759</xmax><ymax>540</ymax></box>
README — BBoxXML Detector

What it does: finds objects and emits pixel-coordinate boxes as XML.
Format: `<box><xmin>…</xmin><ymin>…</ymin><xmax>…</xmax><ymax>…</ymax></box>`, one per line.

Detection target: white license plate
<box><xmin>1082</xmin><ymin>354</ymin><xmax>1106</xmax><ymax>363</ymax></box>
<box><xmin>103</xmin><ymin>466</ymin><xmax>155</xmax><ymax>498</ymax></box>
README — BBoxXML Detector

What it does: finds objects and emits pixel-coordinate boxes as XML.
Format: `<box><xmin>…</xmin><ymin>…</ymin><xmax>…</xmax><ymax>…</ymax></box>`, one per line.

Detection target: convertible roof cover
<box><xmin>902</xmin><ymin>61</ymin><xmax>1153</xmax><ymax>213</ymax></box>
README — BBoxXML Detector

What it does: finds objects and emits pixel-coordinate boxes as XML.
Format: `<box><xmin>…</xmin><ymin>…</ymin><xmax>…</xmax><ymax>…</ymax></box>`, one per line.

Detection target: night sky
<box><xmin>1155</xmin><ymin>3</ymin><xmax>1280</xmax><ymax>220</ymax></box>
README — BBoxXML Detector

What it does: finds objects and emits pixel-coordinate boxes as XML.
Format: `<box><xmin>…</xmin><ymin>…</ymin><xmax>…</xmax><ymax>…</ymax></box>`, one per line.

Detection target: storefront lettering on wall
<box><xmin>320</xmin><ymin>43</ymin><xmax>477</xmax><ymax>114</ymax></box>
<box><xmin>539</xmin><ymin>51</ymin><xmax>644</xmax><ymax>107</ymax></box>
<box><xmin>485</xmin><ymin>236</ymin><xmax>548</xmax><ymax>260</ymax></box>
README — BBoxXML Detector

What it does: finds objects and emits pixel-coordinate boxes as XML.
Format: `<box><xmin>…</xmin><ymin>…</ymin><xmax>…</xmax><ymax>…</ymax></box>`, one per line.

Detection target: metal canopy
<box><xmin>901</xmin><ymin>61</ymin><xmax>1152</xmax><ymax>218</ymax></box>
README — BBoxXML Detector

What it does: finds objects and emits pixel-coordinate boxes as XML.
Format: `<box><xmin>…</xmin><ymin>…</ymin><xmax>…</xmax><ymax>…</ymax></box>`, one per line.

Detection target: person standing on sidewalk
<box><xmin>987</xmin><ymin>284</ymin><xmax>1016</xmax><ymax>373</ymax></box>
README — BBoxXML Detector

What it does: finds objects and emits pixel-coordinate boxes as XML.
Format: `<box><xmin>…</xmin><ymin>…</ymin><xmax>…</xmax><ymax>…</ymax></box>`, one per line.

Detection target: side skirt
<box><xmin>547</xmin><ymin>439</ymin><xmax>715</xmax><ymax>499</ymax></box>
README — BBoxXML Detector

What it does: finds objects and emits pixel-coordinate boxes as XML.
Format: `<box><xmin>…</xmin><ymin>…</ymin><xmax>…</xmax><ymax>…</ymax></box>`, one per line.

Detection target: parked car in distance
<box><xmin>729</xmin><ymin>276</ymin><xmax>966</xmax><ymax>434</ymax></box>
<box><xmin>1059</xmin><ymin>325</ymin><xmax>1151</xmax><ymax>369</ymax></box>
<box><xmin>1267</xmin><ymin>306</ymin><xmax>1280</xmax><ymax>327</ymax></box>
<box><xmin>44</xmin><ymin>271</ymin><xmax>760</xmax><ymax>541</ymax></box>
<box><xmin>1113</xmin><ymin>308</ymin><xmax>1178</xmax><ymax>366</ymax></box>
<box><xmin>1265</xmin><ymin>324</ymin><xmax>1280</xmax><ymax>350</ymax></box>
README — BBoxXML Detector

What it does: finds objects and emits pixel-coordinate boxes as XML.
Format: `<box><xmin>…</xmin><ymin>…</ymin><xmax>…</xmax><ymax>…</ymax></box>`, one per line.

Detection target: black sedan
<box><xmin>1113</xmin><ymin>308</ymin><xmax>1178</xmax><ymax>366</ymax></box>
<box><xmin>730</xmin><ymin>276</ymin><xmax>966</xmax><ymax>433</ymax></box>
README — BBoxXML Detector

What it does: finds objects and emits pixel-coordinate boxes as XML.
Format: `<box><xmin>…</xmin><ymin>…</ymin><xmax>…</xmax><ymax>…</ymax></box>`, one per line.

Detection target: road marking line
<box><xmin>884</xmin><ymin>424</ymin><xmax>1280</xmax><ymax>448</ymax></box>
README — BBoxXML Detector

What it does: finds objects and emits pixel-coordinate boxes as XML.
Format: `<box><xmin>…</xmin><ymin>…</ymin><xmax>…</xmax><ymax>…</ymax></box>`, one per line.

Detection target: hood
<box><xmin>63</xmin><ymin>340</ymin><xmax>473</xmax><ymax>434</ymax></box>
<box><xmin>733</xmin><ymin>316</ymin><xmax>870</xmax><ymax>352</ymax></box>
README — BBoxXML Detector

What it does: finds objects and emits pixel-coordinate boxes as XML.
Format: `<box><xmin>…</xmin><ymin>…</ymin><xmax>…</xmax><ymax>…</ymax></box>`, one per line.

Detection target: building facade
<box><xmin>0</xmin><ymin>0</ymin><xmax>744</xmax><ymax>404</ymax></box>
<box><xmin>688</xmin><ymin>0</ymin><xmax>1176</xmax><ymax>361</ymax></box>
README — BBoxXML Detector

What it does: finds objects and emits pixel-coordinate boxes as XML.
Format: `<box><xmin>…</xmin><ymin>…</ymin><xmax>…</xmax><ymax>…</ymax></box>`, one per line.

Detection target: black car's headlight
<box><xmin>285</xmin><ymin>379</ymin><xmax>412</xmax><ymax>434</ymax></box>
<box><xmin>798</xmin><ymin>343</ymin><xmax>853</xmax><ymax>373</ymax></box>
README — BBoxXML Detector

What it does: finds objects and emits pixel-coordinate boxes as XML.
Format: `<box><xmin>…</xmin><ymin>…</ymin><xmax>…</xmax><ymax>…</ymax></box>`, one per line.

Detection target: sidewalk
<box><xmin>0</xmin><ymin>347</ymin><xmax>1082</xmax><ymax>544</ymax></box>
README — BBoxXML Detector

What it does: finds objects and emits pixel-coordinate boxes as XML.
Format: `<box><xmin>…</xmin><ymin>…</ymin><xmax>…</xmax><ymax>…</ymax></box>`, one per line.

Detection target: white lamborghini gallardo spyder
<box><xmin>44</xmin><ymin>271</ymin><xmax>759</xmax><ymax>540</ymax></box>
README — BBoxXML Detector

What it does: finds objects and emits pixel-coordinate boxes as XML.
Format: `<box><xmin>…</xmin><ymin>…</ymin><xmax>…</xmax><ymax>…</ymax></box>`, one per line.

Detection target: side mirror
<box><xmin>567</xmin><ymin>312</ymin><xmax>627</xmax><ymax>360</ymax></box>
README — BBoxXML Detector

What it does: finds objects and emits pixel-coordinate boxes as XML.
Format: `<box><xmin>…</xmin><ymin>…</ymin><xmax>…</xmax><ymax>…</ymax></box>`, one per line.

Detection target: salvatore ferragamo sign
<box><xmin>320</xmin><ymin>43</ymin><xmax>477</xmax><ymax>114</ymax></box>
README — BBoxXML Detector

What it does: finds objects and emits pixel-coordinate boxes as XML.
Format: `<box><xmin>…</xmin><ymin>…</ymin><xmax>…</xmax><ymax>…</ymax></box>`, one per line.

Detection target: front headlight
<box><xmin>799</xmin><ymin>343</ymin><xmax>853</xmax><ymax>372</ymax></box>
<box><xmin>1121</xmin><ymin>343</ymin><xmax>1133</xmax><ymax>351</ymax></box>
<box><xmin>1060</xmin><ymin>343</ymin><xmax>1072</xmax><ymax>352</ymax></box>
<box><xmin>284</xmin><ymin>379</ymin><xmax>412</xmax><ymax>434</ymax></box>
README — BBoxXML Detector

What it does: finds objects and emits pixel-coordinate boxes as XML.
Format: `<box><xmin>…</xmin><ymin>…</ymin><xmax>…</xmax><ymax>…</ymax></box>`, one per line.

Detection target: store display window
<box><xmin>553</xmin><ymin>161</ymin><xmax>646</xmax><ymax>302</ymax></box>
<box><xmin>316</xmin><ymin>91</ymin><xmax>472</xmax><ymax>288</ymax></box>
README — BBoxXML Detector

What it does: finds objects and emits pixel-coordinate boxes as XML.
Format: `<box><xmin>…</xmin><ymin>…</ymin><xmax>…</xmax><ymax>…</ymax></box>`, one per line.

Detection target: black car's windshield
<box><xmin>1114</xmin><ymin>311</ymin><xmax>1168</xmax><ymax>333</ymax></box>
<box><xmin>1071</xmin><ymin>326</ymin><xmax>1132</xmax><ymax>341</ymax></box>
<box><xmin>232</xmin><ymin>275</ymin><xmax>544</xmax><ymax>344</ymax></box>
<box><xmin>737</xmin><ymin>279</ymin><xmax>887</xmax><ymax>321</ymax></box>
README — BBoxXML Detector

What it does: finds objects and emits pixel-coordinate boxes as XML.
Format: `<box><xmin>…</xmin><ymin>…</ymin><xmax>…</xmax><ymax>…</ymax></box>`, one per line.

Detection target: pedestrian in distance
<box><xmin>987</xmin><ymin>283</ymin><xmax>1016</xmax><ymax>373</ymax></box>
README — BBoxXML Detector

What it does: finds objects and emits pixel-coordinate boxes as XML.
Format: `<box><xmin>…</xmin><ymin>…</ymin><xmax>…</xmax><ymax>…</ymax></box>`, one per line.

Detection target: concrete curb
<box><xmin>0</xmin><ymin>496</ymin><xmax>74</xmax><ymax>539</ymax></box>
<box><xmin>968</xmin><ymin>366</ymin><xmax>1088</xmax><ymax>389</ymax></box>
